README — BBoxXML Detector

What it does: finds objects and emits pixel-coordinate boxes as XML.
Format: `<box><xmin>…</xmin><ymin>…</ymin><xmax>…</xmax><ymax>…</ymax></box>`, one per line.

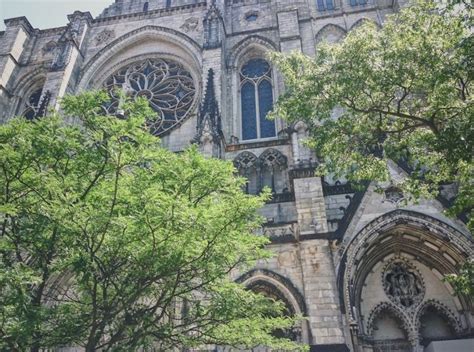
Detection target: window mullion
<box><xmin>254</xmin><ymin>80</ymin><xmax>261</xmax><ymax>139</ymax></box>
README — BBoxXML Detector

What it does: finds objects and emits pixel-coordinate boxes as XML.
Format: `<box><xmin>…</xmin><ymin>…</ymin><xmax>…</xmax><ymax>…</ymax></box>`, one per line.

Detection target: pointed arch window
<box><xmin>240</xmin><ymin>59</ymin><xmax>276</xmax><ymax>141</ymax></box>
<box><xmin>18</xmin><ymin>86</ymin><xmax>44</xmax><ymax>120</ymax></box>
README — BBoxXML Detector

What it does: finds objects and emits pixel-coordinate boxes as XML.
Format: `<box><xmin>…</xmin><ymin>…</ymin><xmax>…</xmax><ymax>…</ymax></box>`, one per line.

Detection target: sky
<box><xmin>0</xmin><ymin>0</ymin><xmax>113</xmax><ymax>31</ymax></box>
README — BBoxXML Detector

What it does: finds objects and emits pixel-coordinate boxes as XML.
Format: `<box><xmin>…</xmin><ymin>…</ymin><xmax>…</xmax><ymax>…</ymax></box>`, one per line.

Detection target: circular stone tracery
<box><xmin>103</xmin><ymin>58</ymin><xmax>196</xmax><ymax>136</ymax></box>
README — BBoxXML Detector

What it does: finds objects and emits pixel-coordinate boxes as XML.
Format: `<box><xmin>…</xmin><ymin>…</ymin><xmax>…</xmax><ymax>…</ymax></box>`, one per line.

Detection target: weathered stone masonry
<box><xmin>1</xmin><ymin>1</ymin><xmax>473</xmax><ymax>351</ymax></box>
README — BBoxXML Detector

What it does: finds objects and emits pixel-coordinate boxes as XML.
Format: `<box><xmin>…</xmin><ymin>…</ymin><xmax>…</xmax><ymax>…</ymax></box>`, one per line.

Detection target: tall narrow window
<box><xmin>166</xmin><ymin>0</ymin><xmax>172</xmax><ymax>8</ymax></box>
<box><xmin>240</xmin><ymin>59</ymin><xmax>276</xmax><ymax>141</ymax></box>
<box><xmin>143</xmin><ymin>2</ymin><xmax>149</xmax><ymax>12</ymax></box>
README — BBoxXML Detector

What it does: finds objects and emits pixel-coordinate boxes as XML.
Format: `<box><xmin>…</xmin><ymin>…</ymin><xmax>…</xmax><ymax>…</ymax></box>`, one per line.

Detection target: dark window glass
<box><xmin>317</xmin><ymin>0</ymin><xmax>326</xmax><ymax>10</ymax></box>
<box><xmin>166</xmin><ymin>0</ymin><xmax>171</xmax><ymax>8</ymax></box>
<box><xmin>241</xmin><ymin>59</ymin><xmax>270</xmax><ymax>79</ymax></box>
<box><xmin>241</xmin><ymin>82</ymin><xmax>257</xmax><ymax>140</ymax></box>
<box><xmin>143</xmin><ymin>2</ymin><xmax>149</xmax><ymax>12</ymax></box>
<box><xmin>326</xmin><ymin>0</ymin><xmax>334</xmax><ymax>10</ymax></box>
<box><xmin>258</xmin><ymin>80</ymin><xmax>276</xmax><ymax>138</ymax></box>
<box><xmin>240</xmin><ymin>59</ymin><xmax>275</xmax><ymax>140</ymax></box>
<box><xmin>246</xmin><ymin>14</ymin><xmax>258</xmax><ymax>21</ymax></box>
<box><xmin>350</xmin><ymin>0</ymin><xmax>358</xmax><ymax>6</ymax></box>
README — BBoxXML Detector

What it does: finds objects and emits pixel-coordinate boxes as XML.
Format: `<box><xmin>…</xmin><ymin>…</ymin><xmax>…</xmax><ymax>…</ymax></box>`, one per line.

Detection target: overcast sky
<box><xmin>0</xmin><ymin>0</ymin><xmax>113</xmax><ymax>31</ymax></box>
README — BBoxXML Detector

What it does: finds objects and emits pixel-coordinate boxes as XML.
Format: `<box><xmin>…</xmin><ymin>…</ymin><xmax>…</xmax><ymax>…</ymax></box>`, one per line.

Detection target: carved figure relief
<box><xmin>383</xmin><ymin>260</ymin><xmax>424</xmax><ymax>308</ymax></box>
<box><xmin>95</xmin><ymin>29</ymin><xmax>115</xmax><ymax>45</ymax></box>
<box><xmin>180</xmin><ymin>17</ymin><xmax>199</xmax><ymax>33</ymax></box>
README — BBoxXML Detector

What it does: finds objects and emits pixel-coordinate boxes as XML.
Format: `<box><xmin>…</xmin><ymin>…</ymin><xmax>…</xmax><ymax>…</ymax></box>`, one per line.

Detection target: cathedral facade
<box><xmin>0</xmin><ymin>1</ymin><xmax>473</xmax><ymax>351</ymax></box>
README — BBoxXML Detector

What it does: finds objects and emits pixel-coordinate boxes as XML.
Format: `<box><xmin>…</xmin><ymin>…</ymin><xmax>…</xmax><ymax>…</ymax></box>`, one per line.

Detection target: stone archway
<box><xmin>236</xmin><ymin>268</ymin><xmax>310</xmax><ymax>344</ymax></box>
<box><xmin>337</xmin><ymin>210</ymin><xmax>473</xmax><ymax>351</ymax></box>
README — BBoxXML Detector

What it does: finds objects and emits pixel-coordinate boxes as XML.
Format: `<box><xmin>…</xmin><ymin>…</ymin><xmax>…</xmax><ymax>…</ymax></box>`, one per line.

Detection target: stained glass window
<box><xmin>103</xmin><ymin>58</ymin><xmax>196</xmax><ymax>136</ymax></box>
<box><xmin>240</xmin><ymin>59</ymin><xmax>276</xmax><ymax>141</ymax></box>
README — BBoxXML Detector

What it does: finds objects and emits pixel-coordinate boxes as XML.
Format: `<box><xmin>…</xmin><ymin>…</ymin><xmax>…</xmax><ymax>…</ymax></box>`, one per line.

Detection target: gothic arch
<box><xmin>366</xmin><ymin>302</ymin><xmax>412</xmax><ymax>338</ymax></box>
<box><xmin>236</xmin><ymin>268</ymin><xmax>308</xmax><ymax>316</ymax></box>
<box><xmin>236</xmin><ymin>269</ymin><xmax>310</xmax><ymax>343</ymax></box>
<box><xmin>350</xmin><ymin>17</ymin><xmax>379</xmax><ymax>31</ymax></box>
<box><xmin>259</xmin><ymin>148</ymin><xmax>287</xmax><ymax>169</ymax></box>
<box><xmin>415</xmin><ymin>299</ymin><xmax>463</xmax><ymax>336</ymax></box>
<box><xmin>7</xmin><ymin>68</ymin><xmax>47</xmax><ymax>118</ymax></box>
<box><xmin>315</xmin><ymin>24</ymin><xmax>347</xmax><ymax>45</ymax></box>
<box><xmin>227</xmin><ymin>35</ymin><xmax>279</xmax><ymax>69</ymax></box>
<box><xmin>77</xmin><ymin>25</ymin><xmax>203</xmax><ymax>90</ymax></box>
<box><xmin>9</xmin><ymin>67</ymin><xmax>47</xmax><ymax>96</ymax></box>
<box><xmin>233</xmin><ymin>151</ymin><xmax>258</xmax><ymax>170</ymax></box>
<box><xmin>337</xmin><ymin>210</ymin><xmax>473</xmax><ymax>346</ymax></box>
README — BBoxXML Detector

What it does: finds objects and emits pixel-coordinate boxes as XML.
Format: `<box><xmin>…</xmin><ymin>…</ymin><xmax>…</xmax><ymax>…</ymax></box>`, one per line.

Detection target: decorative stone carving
<box><xmin>203</xmin><ymin>1</ymin><xmax>222</xmax><ymax>49</ymax></box>
<box><xmin>95</xmin><ymin>29</ymin><xmax>115</xmax><ymax>45</ymax></box>
<box><xmin>415</xmin><ymin>299</ymin><xmax>464</xmax><ymax>335</ymax></box>
<box><xmin>383</xmin><ymin>260</ymin><xmax>424</xmax><ymax>308</ymax></box>
<box><xmin>259</xmin><ymin>148</ymin><xmax>287</xmax><ymax>170</ymax></box>
<box><xmin>384</xmin><ymin>185</ymin><xmax>404</xmax><ymax>204</ymax></box>
<box><xmin>103</xmin><ymin>58</ymin><xmax>197</xmax><ymax>136</ymax></box>
<box><xmin>42</xmin><ymin>41</ymin><xmax>57</xmax><ymax>55</ymax></box>
<box><xmin>233</xmin><ymin>151</ymin><xmax>258</xmax><ymax>171</ymax></box>
<box><xmin>192</xmin><ymin>69</ymin><xmax>223</xmax><ymax>158</ymax></box>
<box><xmin>180</xmin><ymin>17</ymin><xmax>199</xmax><ymax>33</ymax></box>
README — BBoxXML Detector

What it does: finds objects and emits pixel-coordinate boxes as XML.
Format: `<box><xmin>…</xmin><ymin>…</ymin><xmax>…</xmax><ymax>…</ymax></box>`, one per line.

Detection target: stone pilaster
<box><xmin>277</xmin><ymin>9</ymin><xmax>302</xmax><ymax>53</ymax></box>
<box><xmin>41</xmin><ymin>11</ymin><xmax>92</xmax><ymax>109</ymax></box>
<box><xmin>0</xmin><ymin>17</ymin><xmax>34</xmax><ymax>119</ymax></box>
<box><xmin>294</xmin><ymin>177</ymin><xmax>328</xmax><ymax>234</ymax></box>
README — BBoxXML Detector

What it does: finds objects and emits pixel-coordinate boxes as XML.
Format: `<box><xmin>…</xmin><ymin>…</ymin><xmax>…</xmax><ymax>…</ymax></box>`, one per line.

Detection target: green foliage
<box><xmin>444</xmin><ymin>260</ymin><xmax>474</xmax><ymax>297</ymax></box>
<box><xmin>0</xmin><ymin>91</ymin><xmax>307</xmax><ymax>351</ymax></box>
<box><xmin>271</xmin><ymin>1</ymin><xmax>473</xmax><ymax>231</ymax></box>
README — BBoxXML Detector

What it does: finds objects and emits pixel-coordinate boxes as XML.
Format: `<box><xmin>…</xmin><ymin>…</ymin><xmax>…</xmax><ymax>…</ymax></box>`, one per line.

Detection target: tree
<box><xmin>271</xmin><ymin>1</ymin><xmax>473</xmax><ymax>231</ymax></box>
<box><xmin>0</xmin><ymin>91</ymin><xmax>306</xmax><ymax>351</ymax></box>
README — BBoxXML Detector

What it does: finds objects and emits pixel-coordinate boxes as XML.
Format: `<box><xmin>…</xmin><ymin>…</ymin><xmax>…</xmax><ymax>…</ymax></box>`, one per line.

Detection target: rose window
<box><xmin>103</xmin><ymin>58</ymin><xmax>196</xmax><ymax>136</ymax></box>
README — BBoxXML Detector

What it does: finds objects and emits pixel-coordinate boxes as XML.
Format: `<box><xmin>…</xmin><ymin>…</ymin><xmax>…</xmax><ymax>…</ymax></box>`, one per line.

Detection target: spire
<box><xmin>193</xmin><ymin>69</ymin><xmax>224</xmax><ymax>158</ymax></box>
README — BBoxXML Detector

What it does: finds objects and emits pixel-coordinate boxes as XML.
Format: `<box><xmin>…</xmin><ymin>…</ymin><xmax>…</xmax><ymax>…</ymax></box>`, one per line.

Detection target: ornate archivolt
<box><xmin>77</xmin><ymin>25</ymin><xmax>203</xmax><ymax>92</ymax></box>
<box><xmin>338</xmin><ymin>210</ymin><xmax>473</xmax><ymax>347</ymax></box>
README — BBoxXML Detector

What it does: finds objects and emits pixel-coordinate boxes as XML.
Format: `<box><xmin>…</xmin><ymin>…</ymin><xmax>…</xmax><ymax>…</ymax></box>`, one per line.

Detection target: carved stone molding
<box><xmin>366</xmin><ymin>301</ymin><xmax>414</xmax><ymax>343</ymax></box>
<box><xmin>414</xmin><ymin>299</ymin><xmax>464</xmax><ymax>336</ymax></box>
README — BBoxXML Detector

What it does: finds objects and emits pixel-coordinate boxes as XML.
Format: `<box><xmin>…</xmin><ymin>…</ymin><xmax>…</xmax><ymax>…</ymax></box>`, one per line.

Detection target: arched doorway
<box><xmin>338</xmin><ymin>210</ymin><xmax>473</xmax><ymax>351</ymax></box>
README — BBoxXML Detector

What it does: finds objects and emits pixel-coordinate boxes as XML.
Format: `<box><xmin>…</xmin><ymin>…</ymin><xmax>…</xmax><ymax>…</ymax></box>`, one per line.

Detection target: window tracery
<box><xmin>240</xmin><ymin>58</ymin><xmax>276</xmax><ymax>141</ymax></box>
<box><xmin>233</xmin><ymin>149</ymin><xmax>288</xmax><ymax>195</ymax></box>
<box><xmin>103</xmin><ymin>58</ymin><xmax>196</xmax><ymax>136</ymax></box>
<box><xmin>20</xmin><ymin>87</ymin><xmax>44</xmax><ymax>120</ymax></box>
